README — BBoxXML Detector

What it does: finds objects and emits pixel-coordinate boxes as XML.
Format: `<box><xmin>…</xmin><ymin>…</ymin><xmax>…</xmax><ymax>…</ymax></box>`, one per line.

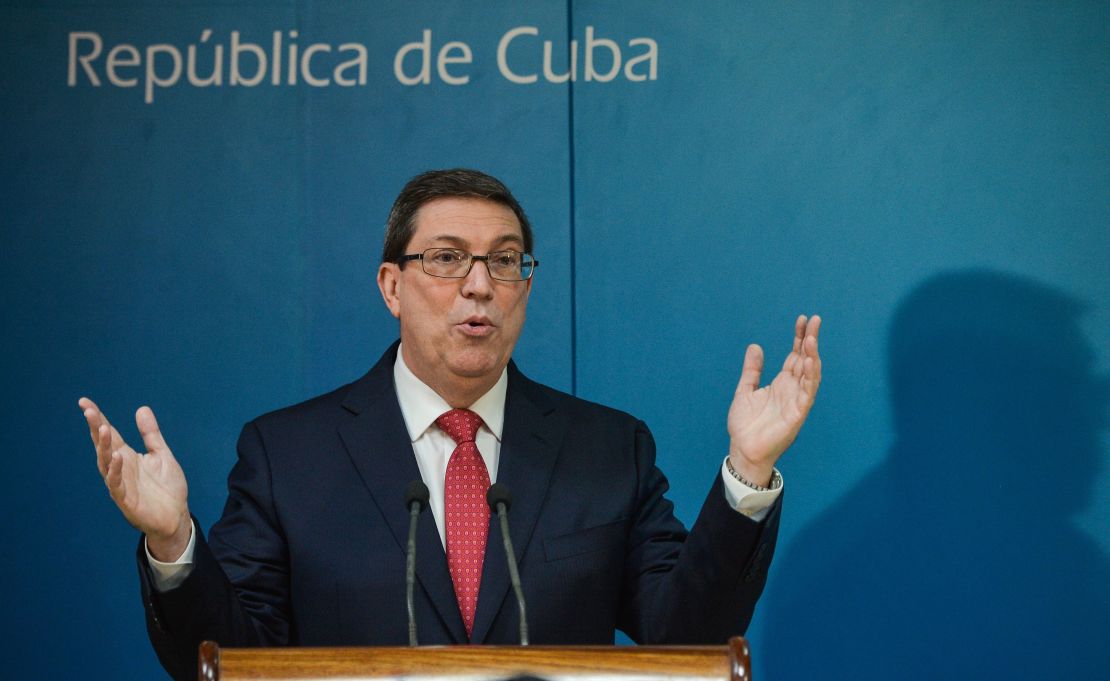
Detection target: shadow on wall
<box><xmin>762</xmin><ymin>269</ymin><xmax>1110</xmax><ymax>680</ymax></box>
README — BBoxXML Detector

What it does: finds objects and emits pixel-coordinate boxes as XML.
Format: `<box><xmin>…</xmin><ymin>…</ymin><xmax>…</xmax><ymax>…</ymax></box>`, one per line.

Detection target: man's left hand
<box><xmin>727</xmin><ymin>315</ymin><xmax>822</xmax><ymax>487</ymax></box>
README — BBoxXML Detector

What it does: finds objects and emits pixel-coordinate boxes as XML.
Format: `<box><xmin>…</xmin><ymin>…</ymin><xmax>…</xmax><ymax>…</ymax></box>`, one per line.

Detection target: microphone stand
<box><xmin>488</xmin><ymin>483</ymin><xmax>529</xmax><ymax>645</ymax></box>
<box><xmin>404</xmin><ymin>480</ymin><xmax>429</xmax><ymax>647</ymax></box>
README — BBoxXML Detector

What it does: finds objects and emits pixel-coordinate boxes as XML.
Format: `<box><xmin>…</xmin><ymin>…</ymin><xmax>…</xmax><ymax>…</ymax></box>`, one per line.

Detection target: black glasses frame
<box><xmin>398</xmin><ymin>248</ymin><xmax>539</xmax><ymax>281</ymax></box>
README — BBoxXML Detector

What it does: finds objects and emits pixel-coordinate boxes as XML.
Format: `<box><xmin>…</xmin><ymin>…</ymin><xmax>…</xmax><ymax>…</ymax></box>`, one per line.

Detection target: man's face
<box><xmin>377</xmin><ymin>197</ymin><xmax>532</xmax><ymax>401</ymax></box>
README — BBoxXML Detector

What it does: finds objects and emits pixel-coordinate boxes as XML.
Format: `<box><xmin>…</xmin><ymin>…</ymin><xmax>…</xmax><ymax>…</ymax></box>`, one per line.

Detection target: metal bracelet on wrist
<box><xmin>726</xmin><ymin>457</ymin><xmax>781</xmax><ymax>492</ymax></box>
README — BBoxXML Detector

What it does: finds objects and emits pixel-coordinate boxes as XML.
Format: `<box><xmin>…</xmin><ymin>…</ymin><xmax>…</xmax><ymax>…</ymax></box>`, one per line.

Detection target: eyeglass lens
<box><xmin>422</xmin><ymin>248</ymin><xmax>534</xmax><ymax>280</ymax></box>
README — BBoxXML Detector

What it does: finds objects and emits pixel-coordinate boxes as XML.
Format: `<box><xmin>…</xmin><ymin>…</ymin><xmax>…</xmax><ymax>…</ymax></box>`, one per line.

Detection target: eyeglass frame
<box><xmin>397</xmin><ymin>247</ymin><xmax>540</xmax><ymax>281</ymax></box>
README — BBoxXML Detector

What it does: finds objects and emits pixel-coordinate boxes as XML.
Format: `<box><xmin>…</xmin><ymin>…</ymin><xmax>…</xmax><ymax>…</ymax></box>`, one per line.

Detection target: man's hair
<box><xmin>381</xmin><ymin>168</ymin><xmax>534</xmax><ymax>264</ymax></box>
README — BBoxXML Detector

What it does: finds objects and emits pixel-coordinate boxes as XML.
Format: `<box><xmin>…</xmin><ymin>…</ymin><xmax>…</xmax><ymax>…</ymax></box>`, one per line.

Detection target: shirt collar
<box><xmin>393</xmin><ymin>342</ymin><xmax>507</xmax><ymax>443</ymax></box>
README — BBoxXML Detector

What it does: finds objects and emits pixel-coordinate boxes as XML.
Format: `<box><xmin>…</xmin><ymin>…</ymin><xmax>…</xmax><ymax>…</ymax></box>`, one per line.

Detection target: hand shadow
<box><xmin>762</xmin><ymin>269</ymin><xmax>1110</xmax><ymax>680</ymax></box>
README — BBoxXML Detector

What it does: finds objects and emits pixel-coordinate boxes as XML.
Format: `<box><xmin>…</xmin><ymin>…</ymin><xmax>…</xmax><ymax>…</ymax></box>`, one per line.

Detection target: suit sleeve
<box><xmin>137</xmin><ymin>421</ymin><xmax>291</xmax><ymax>681</ymax></box>
<box><xmin>617</xmin><ymin>420</ymin><xmax>781</xmax><ymax>643</ymax></box>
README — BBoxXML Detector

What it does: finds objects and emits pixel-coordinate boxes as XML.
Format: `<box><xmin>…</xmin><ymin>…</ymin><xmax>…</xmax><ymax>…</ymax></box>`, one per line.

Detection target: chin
<box><xmin>447</xmin><ymin>348</ymin><xmax>506</xmax><ymax>379</ymax></box>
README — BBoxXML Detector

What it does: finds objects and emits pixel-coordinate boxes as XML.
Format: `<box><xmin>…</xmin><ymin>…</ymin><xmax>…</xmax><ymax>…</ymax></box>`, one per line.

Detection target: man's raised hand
<box><xmin>79</xmin><ymin>397</ymin><xmax>191</xmax><ymax>561</ymax></box>
<box><xmin>727</xmin><ymin>315</ymin><xmax>823</xmax><ymax>487</ymax></box>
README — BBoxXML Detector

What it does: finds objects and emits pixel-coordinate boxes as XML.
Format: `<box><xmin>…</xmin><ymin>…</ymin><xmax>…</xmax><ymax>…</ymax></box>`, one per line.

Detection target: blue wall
<box><xmin>2</xmin><ymin>2</ymin><xmax>1107</xmax><ymax>678</ymax></box>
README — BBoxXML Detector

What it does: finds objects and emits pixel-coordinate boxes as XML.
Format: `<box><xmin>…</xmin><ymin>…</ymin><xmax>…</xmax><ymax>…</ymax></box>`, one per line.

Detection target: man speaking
<box><xmin>79</xmin><ymin>169</ymin><xmax>822</xmax><ymax>680</ymax></box>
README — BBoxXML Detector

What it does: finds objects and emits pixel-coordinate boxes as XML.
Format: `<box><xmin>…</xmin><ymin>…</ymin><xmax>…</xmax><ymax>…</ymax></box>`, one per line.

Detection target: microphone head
<box><xmin>405</xmin><ymin>480</ymin><xmax>430</xmax><ymax>511</ymax></box>
<box><xmin>486</xmin><ymin>483</ymin><xmax>512</xmax><ymax>512</ymax></box>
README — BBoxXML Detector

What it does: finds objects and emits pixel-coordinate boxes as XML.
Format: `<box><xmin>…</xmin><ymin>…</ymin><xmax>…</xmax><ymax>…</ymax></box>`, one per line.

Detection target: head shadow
<box><xmin>761</xmin><ymin>269</ymin><xmax>1109</xmax><ymax>679</ymax></box>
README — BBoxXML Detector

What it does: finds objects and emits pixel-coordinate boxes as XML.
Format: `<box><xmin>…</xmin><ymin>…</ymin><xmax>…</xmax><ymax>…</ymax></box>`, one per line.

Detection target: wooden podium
<box><xmin>197</xmin><ymin>638</ymin><xmax>751</xmax><ymax>681</ymax></box>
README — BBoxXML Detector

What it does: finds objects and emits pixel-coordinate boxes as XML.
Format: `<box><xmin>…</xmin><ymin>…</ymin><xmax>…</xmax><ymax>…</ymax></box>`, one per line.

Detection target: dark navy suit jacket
<box><xmin>139</xmin><ymin>343</ymin><xmax>781</xmax><ymax>680</ymax></box>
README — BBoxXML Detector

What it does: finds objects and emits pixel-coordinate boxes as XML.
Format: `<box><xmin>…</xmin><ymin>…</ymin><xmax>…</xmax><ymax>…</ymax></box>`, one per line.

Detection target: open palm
<box><xmin>79</xmin><ymin>397</ymin><xmax>189</xmax><ymax>544</ymax></box>
<box><xmin>728</xmin><ymin>315</ymin><xmax>822</xmax><ymax>483</ymax></box>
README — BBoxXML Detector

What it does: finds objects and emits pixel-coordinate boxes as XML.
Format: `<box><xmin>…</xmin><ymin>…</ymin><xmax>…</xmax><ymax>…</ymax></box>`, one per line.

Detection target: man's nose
<box><xmin>460</xmin><ymin>258</ymin><xmax>495</xmax><ymax>298</ymax></box>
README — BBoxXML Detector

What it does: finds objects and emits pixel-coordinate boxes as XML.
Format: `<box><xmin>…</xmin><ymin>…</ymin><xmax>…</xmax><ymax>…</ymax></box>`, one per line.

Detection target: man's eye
<box><xmin>432</xmin><ymin>250</ymin><xmax>463</xmax><ymax>264</ymax></box>
<box><xmin>492</xmin><ymin>252</ymin><xmax>519</xmax><ymax>267</ymax></box>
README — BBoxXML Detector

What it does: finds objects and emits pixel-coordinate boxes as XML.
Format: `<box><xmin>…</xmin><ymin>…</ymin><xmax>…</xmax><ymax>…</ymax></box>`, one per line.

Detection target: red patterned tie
<box><xmin>437</xmin><ymin>408</ymin><xmax>490</xmax><ymax>638</ymax></box>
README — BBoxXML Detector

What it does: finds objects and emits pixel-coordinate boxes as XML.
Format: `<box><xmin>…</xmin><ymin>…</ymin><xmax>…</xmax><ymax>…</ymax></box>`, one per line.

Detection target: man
<box><xmin>80</xmin><ymin>169</ymin><xmax>822</xmax><ymax>681</ymax></box>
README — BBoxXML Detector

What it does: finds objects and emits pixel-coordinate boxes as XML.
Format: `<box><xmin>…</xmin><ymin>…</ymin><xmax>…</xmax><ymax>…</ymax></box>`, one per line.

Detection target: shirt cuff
<box><xmin>145</xmin><ymin>519</ymin><xmax>197</xmax><ymax>592</ymax></box>
<box><xmin>720</xmin><ymin>459</ymin><xmax>783</xmax><ymax>522</ymax></box>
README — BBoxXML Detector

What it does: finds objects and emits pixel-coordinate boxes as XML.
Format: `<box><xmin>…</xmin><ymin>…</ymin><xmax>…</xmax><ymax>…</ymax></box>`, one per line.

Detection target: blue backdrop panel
<box><xmin>1</xmin><ymin>3</ymin><xmax>571</xmax><ymax>678</ymax></box>
<box><xmin>1</xmin><ymin>1</ymin><xmax>1107</xmax><ymax>679</ymax></box>
<box><xmin>570</xmin><ymin>2</ymin><xmax>1109</xmax><ymax>679</ymax></box>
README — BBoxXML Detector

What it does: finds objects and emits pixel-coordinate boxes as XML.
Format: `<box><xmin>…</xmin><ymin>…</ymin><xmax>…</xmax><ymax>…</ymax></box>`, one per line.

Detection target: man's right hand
<box><xmin>79</xmin><ymin>397</ymin><xmax>191</xmax><ymax>562</ymax></box>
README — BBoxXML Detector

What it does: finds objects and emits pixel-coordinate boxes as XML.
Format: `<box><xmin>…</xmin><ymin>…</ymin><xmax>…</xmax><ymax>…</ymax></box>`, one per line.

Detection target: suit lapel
<box><xmin>337</xmin><ymin>344</ymin><xmax>467</xmax><ymax>643</ymax></box>
<box><xmin>469</xmin><ymin>364</ymin><xmax>564</xmax><ymax>643</ymax></box>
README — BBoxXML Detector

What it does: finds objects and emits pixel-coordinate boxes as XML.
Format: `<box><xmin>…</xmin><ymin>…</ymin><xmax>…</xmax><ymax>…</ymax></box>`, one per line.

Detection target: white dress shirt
<box><xmin>147</xmin><ymin>345</ymin><xmax>782</xmax><ymax>589</ymax></box>
<box><xmin>392</xmin><ymin>343</ymin><xmax>505</xmax><ymax>548</ymax></box>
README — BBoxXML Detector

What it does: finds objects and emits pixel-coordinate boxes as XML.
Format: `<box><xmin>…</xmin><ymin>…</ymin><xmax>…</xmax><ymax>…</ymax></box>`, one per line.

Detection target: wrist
<box><xmin>147</xmin><ymin>511</ymin><xmax>192</xmax><ymax>562</ymax></box>
<box><xmin>726</xmin><ymin>454</ymin><xmax>774</xmax><ymax>489</ymax></box>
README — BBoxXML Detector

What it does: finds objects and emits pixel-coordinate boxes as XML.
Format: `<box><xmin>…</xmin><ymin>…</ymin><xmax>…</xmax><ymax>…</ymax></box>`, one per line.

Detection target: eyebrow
<box><xmin>428</xmin><ymin>234</ymin><xmax>525</xmax><ymax>250</ymax></box>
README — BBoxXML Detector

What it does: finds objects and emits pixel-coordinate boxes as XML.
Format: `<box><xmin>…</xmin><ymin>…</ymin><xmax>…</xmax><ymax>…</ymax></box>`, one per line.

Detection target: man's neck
<box><xmin>393</xmin><ymin>344</ymin><xmax>509</xmax><ymax>445</ymax></box>
<box><xmin>433</xmin><ymin>377</ymin><xmax>500</xmax><ymax>409</ymax></box>
<box><xmin>398</xmin><ymin>344</ymin><xmax>503</xmax><ymax>408</ymax></box>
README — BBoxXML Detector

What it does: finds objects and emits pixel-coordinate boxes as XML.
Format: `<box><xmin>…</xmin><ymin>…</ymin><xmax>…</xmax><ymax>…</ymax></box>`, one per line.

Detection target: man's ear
<box><xmin>377</xmin><ymin>262</ymin><xmax>402</xmax><ymax>319</ymax></box>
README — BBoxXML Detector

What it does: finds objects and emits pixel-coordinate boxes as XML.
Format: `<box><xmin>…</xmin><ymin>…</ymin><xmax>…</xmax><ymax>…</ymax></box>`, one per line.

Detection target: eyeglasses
<box><xmin>398</xmin><ymin>248</ymin><xmax>539</xmax><ymax>281</ymax></box>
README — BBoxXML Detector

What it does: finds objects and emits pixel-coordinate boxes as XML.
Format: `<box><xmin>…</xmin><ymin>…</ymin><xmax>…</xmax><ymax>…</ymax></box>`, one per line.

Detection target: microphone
<box><xmin>404</xmin><ymin>480</ymin><xmax>430</xmax><ymax>647</ymax></box>
<box><xmin>486</xmin><ymin>483</ymin><xmax>529</xmax><ymax>645</ymax></box>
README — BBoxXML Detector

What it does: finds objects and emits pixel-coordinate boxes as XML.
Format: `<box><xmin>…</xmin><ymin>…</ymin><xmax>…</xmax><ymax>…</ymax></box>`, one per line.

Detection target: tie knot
<box><xmin>436</xmin><ymin>408</ymin><xmax>483</xmax><ymax>444</ymax></box>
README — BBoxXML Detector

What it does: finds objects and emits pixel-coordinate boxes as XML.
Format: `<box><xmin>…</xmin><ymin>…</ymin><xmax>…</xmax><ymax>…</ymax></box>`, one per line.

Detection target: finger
<box><xmin>82</xmin><ymin>400</ymin><xmax>128</xmax><ymax>455</ymax></box>
<box><xmin>783</xmin><ymin>351</ymin><xmax>798</xmax><ymax>375</ymax></box>
<box><xmin>805</xmin><ymin>315</ymin><xmax>822</xmax><ymax>346</ymax></box>
<box><xmin>96</xmin><ymin>424</ymin><xmax>113</xmax><ymax>477</ymax></box>
<box><xmin>737</xmin><ymin>344</ymin><xmax>764</xmax><ymax>395</ymax></box>
<box><xmin>136</xmin><ymin>406</ymin><xmax>169</xmax><ymax>454</ymax></box>
<box><xmin>793</xmin><ymin>314</ymin><xmax>807</xmax><ymax>352</ymax></box>
<box><xmin>80</xmin><ymin>396</ymin><xmax>106</xmax><ymax>446</ymax></box>
<box><xmin>105</xmin><ymin>450</ymin><xmax>125</xmax><ymax>502</ymax></box>
<box><xmin>801</xmin><ymin>337</ymin><xmax>822</xmax><ymax>394</ymax></box>
<box><xmin>802</xmin><ymin>317</ymin><xmax>821</xmax><ymax>363</ymax></box>
<box><xmin>94</xmin><ymin>418</ymin><xmax>131</xmax><ymax>478</ymax></box>
<box><xmin>783</xmin><ymin>315</ymin><xmax>807</xmax><ymax>373</ymax></box>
